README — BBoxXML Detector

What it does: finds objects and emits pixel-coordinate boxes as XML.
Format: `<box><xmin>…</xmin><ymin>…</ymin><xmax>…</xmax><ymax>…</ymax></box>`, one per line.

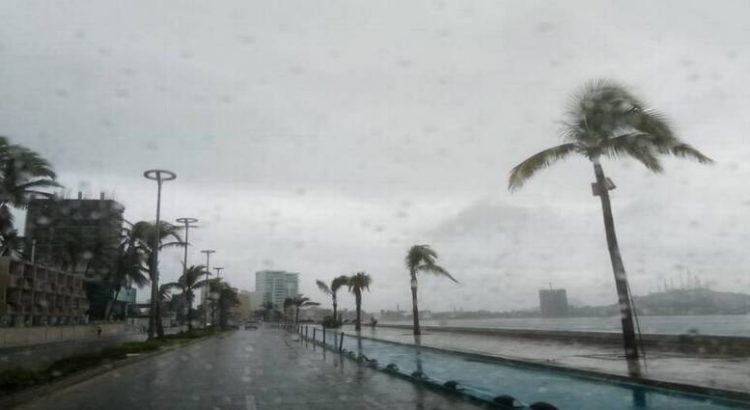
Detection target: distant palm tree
<box><xmin>406</xmin><ymin>245</ymin><xmax>457</xmax><ymax>336</ymax></box>
<box><xmin>346</xmin><ymin>272</ymin><xmax>372</xmax><ymax>331</ymax></box>
<box><xmin>163</xmin><ymin>265</ymin><xmax>210</xmax><ymax>331</ymax></box>
<box><xmin>283</xmin><ymin>294</ymin><xmax>320</xmax><ymax>324</ymax></box>
<box><xmin>316</xmin><ymin>275</ymin><xmax>349</xmax><ymax>324</ymax></box>
<box><xmin>508</xmin><ymin>79</ymin><xmax>712</xmax><ymax>376</ymax></box>
<box><xmin>217</xmin><ymin>283</ymin><xmax>240</xmax><ymax>329</ymax></box>
<box><xmin>261</xmin><ymin>301</ymin><xmax>275</xmax><ymax>321</ymax></box>
<box><xmin>129</xmin><ymin>221</ymin><xmax>183</xmax><ymax>340</ymax></box>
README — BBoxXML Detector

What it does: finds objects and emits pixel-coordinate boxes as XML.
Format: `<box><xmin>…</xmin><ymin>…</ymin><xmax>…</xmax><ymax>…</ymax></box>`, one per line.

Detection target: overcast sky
<box><xmin>2</xmin><ymin>0</ymin><xmax>749</xmax><ymax>312</ymax></box>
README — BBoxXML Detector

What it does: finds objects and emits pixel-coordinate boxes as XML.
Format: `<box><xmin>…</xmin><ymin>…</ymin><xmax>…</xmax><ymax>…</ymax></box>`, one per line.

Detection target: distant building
<box><xmin>0</xmin><ymin>257</ymin><xmax>89</xmax><ymax>327</ymax></box>
<box><xmin>233</xmin><ymin>290</ymin><xmax>260</xmax><ymax>321</ymax></box>
<box><xmin>539</xmin><ymin>288</ymin><xmax>568</xmax><ymax>317</ymax></box>
<box><xmin>255</xmin><ymin>270</ymin><xmax>299</xmax><ymax>309</ymax></box>
<box><xmin>24</xmin><ymin>194</ymin><xmax>125</xmax><ymax>280</ymax></box>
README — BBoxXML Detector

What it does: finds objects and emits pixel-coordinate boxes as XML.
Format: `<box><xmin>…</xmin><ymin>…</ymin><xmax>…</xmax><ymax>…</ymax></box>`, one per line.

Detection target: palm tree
<box><xmin>508</xmin><ymin>80</ymin><xmax>712</xmax><ymax>376</ymax></box>
<box><xmin>261</xmin><ymin>301</ymin><xmax>275</xmax><ymax>321</ymax></box>
<box><xmin>163</xmin><ymin>265</ymin><xmax>210</xmax><ymax>331</ymax></box>
<box><xmin>315</xmin><ymin>275</ymin><xmax>349</xmax><ymax>325</ymax></box>
<box><xmin>0</xmin><ymin>137</ymin><xmax>59</xmax><ymax>228</ymax></box>
<box><xmin>346</xmin><ymin>272</ymin><xmax>371</xmax><ymax>331</ymax></box>
<box><xmin>406</xmin><ymin>245</ymin><xmax>457</xmax><ymax>336</ymax></box>
<box><xmin>217</xmin><ymin>283</ymin><xmax>240</xmax><ymax>329</ymax></box>
<box><xmin>283</xmin><ymin>294</ymin><xmax>320</xmax><ymax>325</ymax></box>
<box><xmin>104</xmin><ymin>242</ymin><xmax>149</xmax><ymax>320</ymax></box>
<box><xmin>129</xmin><ymin>221</ymin><xmax>183</xmax><ymax>340</ymax></box>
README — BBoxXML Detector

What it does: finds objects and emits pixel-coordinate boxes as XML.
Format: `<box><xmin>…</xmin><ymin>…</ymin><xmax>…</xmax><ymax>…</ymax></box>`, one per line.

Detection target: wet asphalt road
<box><xmin>17</xmin><ymin>328</ymin><xmax>484</xmax><ymax>410</ymax></box>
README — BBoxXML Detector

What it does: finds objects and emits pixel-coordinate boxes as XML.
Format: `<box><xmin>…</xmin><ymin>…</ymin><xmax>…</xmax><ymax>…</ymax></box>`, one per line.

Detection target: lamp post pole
<box><xmin>176</xmin><ymin>217</ymin><xmax>198</xmax><ymax>330</ymax></box>
<box><xmin>143</xmin><ymin>169</ymin><xmax>176</xmax><ymax>340</ymax></box>
<box><xmin>200</xmin><ymin>249</ymin><xmax>215</xmax><ymax>327</ymax></box>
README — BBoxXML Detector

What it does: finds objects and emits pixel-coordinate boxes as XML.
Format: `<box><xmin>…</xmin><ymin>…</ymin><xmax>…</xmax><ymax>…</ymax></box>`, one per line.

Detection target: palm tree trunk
<box><xmin>106</xmin><ymin>288</ymin><xmax>121</xmax><ymax>320</ymax></box>
<box><xmin>410</xmin><ymin>271</ymin><xmax>421</xmax><ymax>336</ymax></box>
<box><xmin>355</xmin><ymin>290</ymin><xmax>362</xmax><ymax>331</ymax></box>
<box><xmin>295</xmin><ymin>306</ymin><xmax>300</xmax><ymax>325</ymax></box>
<box><xmin>186</xmin><ymin>293</ymin><xmax>193</xmax><ymax>331</ymax></box>
<box><xmin>332</xmin><ymin>294</ymin><xmax>338</xmax><ymax>323</ymax></box>
<box><xmin>156</xmin><ymin>301</ymin><xmax>165</xmax><ymax>339</ymax></box>
<box><xmin>593</xmin><ymin>158</ymin><xmax>641</xmax><ymax>377</ymax></box>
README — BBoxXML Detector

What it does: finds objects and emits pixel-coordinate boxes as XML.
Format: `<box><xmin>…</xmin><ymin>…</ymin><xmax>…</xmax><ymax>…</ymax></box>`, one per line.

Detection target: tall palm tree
<box><xmin>129</xmin><ymin>221</ymin><xmax>183</xmax><ymax>340</ymax></box>
<box><xmin>315</xmin><ymin>275</ymin><xmax>349</xmax><ymax>324</ymax></box>
<box><xmin>346</xmin><ymin>272</ymin><xmax>371</xmax><ymax>331</ymax></box>
<box><xmin>283</xmin><ymin>294</ymin><xmax>320</xmax><ymax>324</ymax></box>
<box><xmin>163</xmin><ymin>264</ymin><xmax>210</xmax><ymax>331</ymax></box>
<box><xmin>508</xmin><ymin>80</ymin><xmax>712</xmax><ymax>376</ymax></box>
<box><xmin>406</xmin><ymin>245</ymin><xmax>457</xmax><ymax>336</ymax></box>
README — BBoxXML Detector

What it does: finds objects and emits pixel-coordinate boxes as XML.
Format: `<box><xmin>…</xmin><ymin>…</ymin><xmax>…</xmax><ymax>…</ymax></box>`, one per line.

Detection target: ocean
<box><xmin>385</xmin><ymin>314</ymin><xmax>750</xmax><ymax>337</ymax></box>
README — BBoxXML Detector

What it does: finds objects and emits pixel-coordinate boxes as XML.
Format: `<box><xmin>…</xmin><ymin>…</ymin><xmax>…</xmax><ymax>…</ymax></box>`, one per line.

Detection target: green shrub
<box><xmin>0</xmin><ymin>367</ymin><xmax>45</xmax><ymax>394</ymax></box>
<box><xmin>321</xmin><ymin>316</ymin><xmax>342</xmax><ymax>328</ymax></box>
<box><xmin>46</xmin><ymin>353</ymin><xmax>107</xmax><ymax>378</ymax></box>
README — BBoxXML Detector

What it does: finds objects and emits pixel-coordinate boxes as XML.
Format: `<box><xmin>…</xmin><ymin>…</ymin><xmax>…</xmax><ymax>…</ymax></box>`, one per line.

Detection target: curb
<box><xmin>0</xmin><ymin>331</ymin><xmax>231</xmax><ymax>409</ymax></box>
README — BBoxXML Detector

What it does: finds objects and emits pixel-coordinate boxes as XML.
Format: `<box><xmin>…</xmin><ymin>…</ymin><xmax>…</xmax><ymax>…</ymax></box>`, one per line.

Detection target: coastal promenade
<box><xmin>16</xmin><ymin>328</ymin><xmax>483</xmax><ymax>410</ymax></box>
<box><xmin>360</xmin><ymin>324</ymin><xmax>750</xmax><ymax>395</ymax></box>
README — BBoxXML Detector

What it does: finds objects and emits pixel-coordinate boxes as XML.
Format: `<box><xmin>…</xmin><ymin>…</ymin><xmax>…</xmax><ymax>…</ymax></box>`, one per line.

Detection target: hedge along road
<box><xmin>15</xmin><ymin>328</ymin><xmax>484</xmax><ymax>410</ymax></box>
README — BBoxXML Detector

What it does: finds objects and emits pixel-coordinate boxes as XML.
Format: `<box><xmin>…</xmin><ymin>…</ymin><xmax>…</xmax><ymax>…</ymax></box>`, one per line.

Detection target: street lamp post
<box><xmin>200</xmin><ymin>249</ymin><xmax>215</xmax><ymax>327</ymax></box>
<box><xmin>144</xmin><ymin>169</ymin><xmax>176</xmax><ymax>340</ymax></box>
<box><xmin>176</xmin><ymin>217</ymin><xmax>198</xmax><ymax>330</ymax></box>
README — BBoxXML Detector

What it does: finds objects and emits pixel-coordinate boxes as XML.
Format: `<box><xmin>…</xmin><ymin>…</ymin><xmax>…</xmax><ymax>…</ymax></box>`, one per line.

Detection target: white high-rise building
<box><xmin>255</xmin><ymin>270</ymin><xmax>299</xmax><ymax>309</ymax></box>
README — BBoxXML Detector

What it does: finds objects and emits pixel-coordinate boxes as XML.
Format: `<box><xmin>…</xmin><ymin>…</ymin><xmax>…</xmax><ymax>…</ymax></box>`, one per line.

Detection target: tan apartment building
<box><xmin>0</xmin><ymin>257</ymin><xmax>89</xmax><ymax>327</ymax></box>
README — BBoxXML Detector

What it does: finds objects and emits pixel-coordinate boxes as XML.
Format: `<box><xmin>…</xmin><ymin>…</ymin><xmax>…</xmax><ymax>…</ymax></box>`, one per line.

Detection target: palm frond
<box><xmin>316</xmin><ymin>280</ymin><xmax>331</xmax><ymax>295</ymax></box>
<box><xmin>670</xmin><ymin>143</ymin><xmax>713</xmax><ymax>164</ymax></box>
<box><xmin>508</xmin><ymin>143</ymin><xmax>578</xmax><ymax>191</ymax></box>
<box><xmin>331</xmin><ymin>275</ymin><xmax>349</xmax><ymax>293</ymax></box>
<box><xmin>417</xmin><ymin>263</ymin><xmax>458</xmax><ymax>283</ymax></box>
<box><xmin>600</xmin><ymin>133</ymin><xmax>663</xmax><ymax>173</ymax></box>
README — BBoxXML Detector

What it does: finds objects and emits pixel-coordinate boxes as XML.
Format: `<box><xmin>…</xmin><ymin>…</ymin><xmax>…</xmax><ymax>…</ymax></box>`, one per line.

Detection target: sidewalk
<box><xmin>360</xmin><ymin>325</ymin><xmax>750</xmax><ymax>394</ymax></box>
<box><xmin>17</xmin><ymin>328</ymin><xmax>486</xmax><ymax>410</ymax></box>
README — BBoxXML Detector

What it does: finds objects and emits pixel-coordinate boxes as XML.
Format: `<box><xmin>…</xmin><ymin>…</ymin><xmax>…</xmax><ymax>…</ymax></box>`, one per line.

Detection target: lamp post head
<box><xmin>176</xmin><ymin>217</ymin><xmax>199</xmax><ymax>225</ymax></box>
<box><xmin>143</xmin><ymin>169</ymin><xmax>177</xmax><ymax>182</ymax></box>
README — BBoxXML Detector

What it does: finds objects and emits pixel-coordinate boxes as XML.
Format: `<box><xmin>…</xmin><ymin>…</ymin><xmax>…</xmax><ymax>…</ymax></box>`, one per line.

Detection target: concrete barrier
<box><xmin>377</xmin><ymin>324</ymin><xmax>750</xmax><ymax>356</ymax></box>
<box><xmin>0</xmin><ymin>323</ymin><xmax>137</xmax><ymax>348</ymax></box>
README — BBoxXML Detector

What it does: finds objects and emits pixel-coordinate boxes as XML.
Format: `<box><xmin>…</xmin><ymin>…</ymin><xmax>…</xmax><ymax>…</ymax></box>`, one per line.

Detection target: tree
<box><xmin>163</xmin><ymin>265</ymin><xmax>210</xmax><ymax>331</ymax></box>
<box><xmin>283</xmin><ymin>294</ymin><xmax>320</xmax><ymax>325</ymax></box>
<box><xmin>346</xmin><ymin>272</ymin><xmax>371</xmax><ymax>331</ymax></box>
<box><xmin>261</xmin><ymin>301</ymin><xmax>275</xmax><ymax>321</ymax></box>
<box><xmin>104</xmin><ymin>236</ymin><xmax>149</xmax><ymax>320</ymax></box>
<box><xmin>129</xmin><ymin>221</ymin><xmax>183</xmax><ymax>340</ymax></box>
<box><xmin>508</xmin><ymin>79</ymin><xmax>712</xmax><ymax>376</ymax></box>
<box><xmin>0</xmin><ymin>137</ymin><xmax>59</xmax><ymax>230</ymax></box>
<box><xmin>315</xmin><ymin>275</ymin><xmax>349</xmax><ymax>325</ymax></box>
<box><xmin>406</xmin><ymin>245</ymin><xmax>457</xmax><ymax>336</ymax></box>
<box><xmin>217</xmin><ymin>283</ymin><xmax>240</xmax><ymax>329</ymax></box>
<box><xmin>0</xmin><ymin>138</ymin><xmax>58</xmax><ymax>258</ymax></box>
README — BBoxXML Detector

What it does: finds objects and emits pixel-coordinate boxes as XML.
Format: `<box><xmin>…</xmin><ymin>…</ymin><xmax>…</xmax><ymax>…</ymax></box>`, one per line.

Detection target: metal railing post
<box><xmin>323</xmin><ymin>328</ymin><xmax>326</xmax><ymax>346</ymax></box>
<box><xmin>313</xmin><ymin>327</ymin><xmax>317</xmax><ymax>342</ymax></box>
<box><xmin>339</xmin><ymin>332</ymin><xmax>344</xmax><ymax>352</ymax></box>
